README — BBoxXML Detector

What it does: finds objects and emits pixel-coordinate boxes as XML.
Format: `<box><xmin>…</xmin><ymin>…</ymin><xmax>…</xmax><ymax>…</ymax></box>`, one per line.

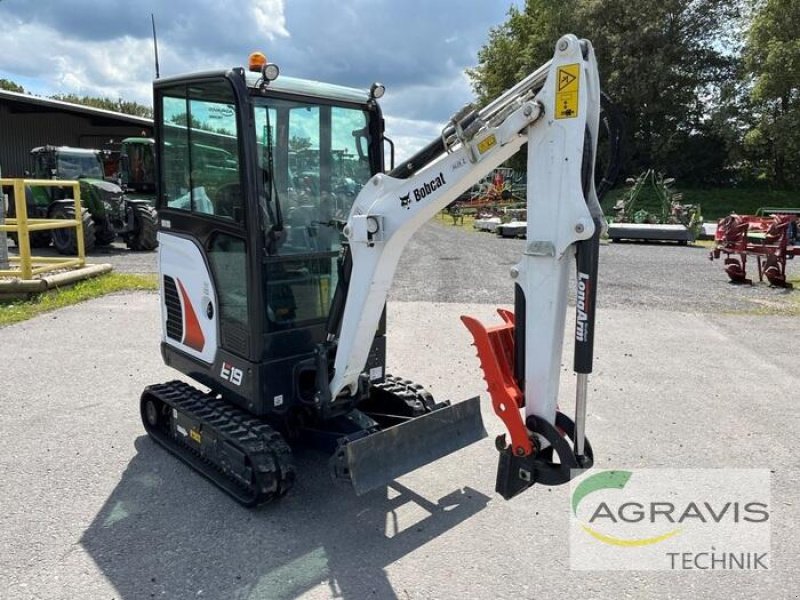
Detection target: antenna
<box><xmin>151</xmin><ymin>13</ymin><xmax>160</xmax><ymax>79</ymax></box>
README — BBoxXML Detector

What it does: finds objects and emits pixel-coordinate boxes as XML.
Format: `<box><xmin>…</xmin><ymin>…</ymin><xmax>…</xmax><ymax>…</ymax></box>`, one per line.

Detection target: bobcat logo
<box><xmin>400</xmin><ymin>172</ymin><xmax>447</xmax><ymax>209</ymax></box>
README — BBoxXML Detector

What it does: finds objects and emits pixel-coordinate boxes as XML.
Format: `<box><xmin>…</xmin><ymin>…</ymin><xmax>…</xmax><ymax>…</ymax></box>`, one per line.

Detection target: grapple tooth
<box><xmin>461</xmin><ymin>313</ymin><xmax>533</xmax><ymax>458</ymax></box>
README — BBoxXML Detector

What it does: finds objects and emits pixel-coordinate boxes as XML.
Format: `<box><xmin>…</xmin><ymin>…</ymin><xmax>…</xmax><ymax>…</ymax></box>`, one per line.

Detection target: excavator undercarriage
<box><xmin>141</xmin><ymin>380</ymin><xmax>295</xmax><ymax>506</ymax></box>
<box><xmin>141</xmin><ymin>377</ymin><xmax>484</xmax><ymax>505</ymax></box>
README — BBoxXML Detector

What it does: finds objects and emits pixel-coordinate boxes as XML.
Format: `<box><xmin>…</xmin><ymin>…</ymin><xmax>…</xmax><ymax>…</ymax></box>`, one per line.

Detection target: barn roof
<box><xmin>0</xmin><ymin>89</ymin><xmax>153</xmax><ymax>128</ymax></box>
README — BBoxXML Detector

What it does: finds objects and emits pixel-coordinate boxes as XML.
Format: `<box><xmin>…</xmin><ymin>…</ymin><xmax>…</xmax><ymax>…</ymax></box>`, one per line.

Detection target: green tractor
<box><xmin>118</xmin><ymin>137</ymin><xmax>156</xmax><ymax>202</ymax></box>
<box><xmin>28</xmin><ymin>145</ymin><xmax>158</xmax><ymax>254</ymax></box>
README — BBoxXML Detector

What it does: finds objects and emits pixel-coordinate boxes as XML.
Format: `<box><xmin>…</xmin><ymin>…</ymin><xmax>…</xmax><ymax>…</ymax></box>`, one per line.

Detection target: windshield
<box><xmin>254</xmin><ymin>99</ymin><xmax>371</xmax><ymax>231</ymax></box>
<box><xmin>56</xmin><ymin>152</ymin><xmax>104</xmax><ymax>179</ymax></box>
<box><xmin>254</xmin><ymin>97</ymin><xmax>372</xmax><ymax>327</ymax></box>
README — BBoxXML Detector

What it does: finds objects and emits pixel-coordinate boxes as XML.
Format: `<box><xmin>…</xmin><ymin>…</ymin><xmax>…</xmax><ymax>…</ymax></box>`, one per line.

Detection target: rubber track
<box><xmin>142</xmin><ymin>380</ymin><xmax>294</xmax><ymax>507</ymax></box>
<box><xmin>370</xmin><ymin>374</ymin><xmax>437</xmax><ymax>416</ymax></box>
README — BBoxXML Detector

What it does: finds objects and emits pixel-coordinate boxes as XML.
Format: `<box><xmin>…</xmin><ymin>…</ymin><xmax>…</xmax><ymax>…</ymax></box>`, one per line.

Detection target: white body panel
<box><xmin>158</xmin><ymin>231</ymin><xmax>219</xmax><ymax>365</ymax></box>
<box><xmin>517</xmin><ymin>37</ymin><xmax>602</xmax><ymax>424</ymax></box>
<box><xmin>330</xmin><ymin>102</ymin><xmax>540</xmax><ymax>398</ymax></box>
<box><xmin>474</xmin><ymin>217</ymin><xmax>502</xmax><ymax>232</ymax></box>
<box><xmin>332</xmin><ymin>35</ymin><xmax>603</xmax><ymax>431</ymax></box>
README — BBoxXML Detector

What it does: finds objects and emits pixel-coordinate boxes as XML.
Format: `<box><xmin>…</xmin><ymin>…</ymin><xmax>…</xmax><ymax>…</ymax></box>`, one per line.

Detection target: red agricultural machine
<box><xmin>709</xmin><ymin>210</ymin><xmax>800</xmax><ymax>288</ymax></box>
<box><xmin>455</xmin><ymin>168</ymin><xmax>515</xmax><ymax>209</ymax></box>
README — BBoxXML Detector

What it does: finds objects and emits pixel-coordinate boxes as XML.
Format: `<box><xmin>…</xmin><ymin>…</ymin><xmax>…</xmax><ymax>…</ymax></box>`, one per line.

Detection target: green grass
<box><xmin>602</xmin><ymin>186</ymin><xmax>800</xmax><ymax>221</ymax></box>
<box><xmin>753</xmin><ymin>275</ymin><xmax>800</xmax><ymax>316</ymax></box>
<box><xmin>436</xmin><ymin>211</ymin><xmax>478</xmax><ymax>230</ymax></box>
<box><xmin>744</xmin><ymin>297</ymin><xmax>800</xmax><ymax>317</ymax></box>
<box><xmin>0</xmin><ymin>272</ymin><xmax>157</xmax><ymax>327</ymax></box>
<box><xmin>724</xmin><ymin>273</ymin><xmax>800</xmax><ymax>317</ymax></box>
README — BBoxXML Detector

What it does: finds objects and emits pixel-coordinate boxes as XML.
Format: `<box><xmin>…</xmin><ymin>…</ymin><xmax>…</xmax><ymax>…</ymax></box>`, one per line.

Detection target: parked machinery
<box><xmin>118</xmin><ymin>137</ymin><xmax>157</xmax><ymax>202</ymax></box>
<box><xmin>607</xmin><ymin>170</ymin><xmax>702</xmax><ymax>244</ymax></box>
<box><xmin>27</xmin><ymin>145</ymin><xmax>158</xmax><ymax>253</ymax></box>
<box><xmin>710</xmin><ymin>211</ymin><xmax>799</xmax><ymax>288</ymax></box>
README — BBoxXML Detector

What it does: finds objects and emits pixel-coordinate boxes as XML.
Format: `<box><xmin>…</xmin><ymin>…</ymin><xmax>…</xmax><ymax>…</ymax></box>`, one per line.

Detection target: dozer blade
<box><xmin>331</xmin><ymin>396</ymin><xmax>487</xmax><ymax>495</ymax></box>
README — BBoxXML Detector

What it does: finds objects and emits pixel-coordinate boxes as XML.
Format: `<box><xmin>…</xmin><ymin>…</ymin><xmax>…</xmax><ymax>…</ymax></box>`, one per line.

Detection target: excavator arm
<box><xmin>329</xmin><ymin>35</ymin><xmax>603</xmax><ymax>497</ymax></box>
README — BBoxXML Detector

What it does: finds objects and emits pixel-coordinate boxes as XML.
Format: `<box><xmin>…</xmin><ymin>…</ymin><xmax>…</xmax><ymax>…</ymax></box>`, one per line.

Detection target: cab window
<box><xmin>159</xmin><ymin>81</ymin><xmax>244</xmax><ymax>223</ymax></box>
<box><xmin>254</xmin><ymin>99</ymin><xmax>372</xmax><ymax>329</ymax></box>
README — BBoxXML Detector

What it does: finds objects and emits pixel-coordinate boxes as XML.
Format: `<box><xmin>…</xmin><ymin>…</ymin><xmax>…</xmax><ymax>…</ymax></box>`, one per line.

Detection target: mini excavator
<box><xmin>140</xmin><ymin>34</ymin><xmax>606</xmax><ymax>505</ymax></box>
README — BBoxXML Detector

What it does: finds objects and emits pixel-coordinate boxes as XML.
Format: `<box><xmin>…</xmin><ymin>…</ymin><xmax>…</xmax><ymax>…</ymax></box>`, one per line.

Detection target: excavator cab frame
<box><xmin>152</xmin><ymin>70</ymin><xmax>386</xmax><ymax>416</ymax></box>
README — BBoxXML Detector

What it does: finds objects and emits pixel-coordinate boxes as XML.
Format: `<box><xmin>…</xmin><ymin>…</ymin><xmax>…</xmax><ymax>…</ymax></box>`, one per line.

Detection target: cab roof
<box><xmin>154</xmin><ymin>68</ymin><xmax>372</xmax><ymax>106</ymax></box>
<box><xmin>244</xmin><ymin>71</ymin><xmax>371</xmax><ymax>105</ymax></box>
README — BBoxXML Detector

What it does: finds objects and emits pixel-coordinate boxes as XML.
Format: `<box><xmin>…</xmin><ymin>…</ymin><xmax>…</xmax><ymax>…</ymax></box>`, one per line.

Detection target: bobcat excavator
<box><xmin>140</xmin><ymin>34</ymin><xmax>605</xmax><ymax>506</ymax></box>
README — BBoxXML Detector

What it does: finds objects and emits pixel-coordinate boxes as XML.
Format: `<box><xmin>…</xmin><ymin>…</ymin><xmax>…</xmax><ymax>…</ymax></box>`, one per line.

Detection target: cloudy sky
<box><xmin>0</xmin><ymin>0</ymin><xmax>521</xmax><ymax>159</ymax></box>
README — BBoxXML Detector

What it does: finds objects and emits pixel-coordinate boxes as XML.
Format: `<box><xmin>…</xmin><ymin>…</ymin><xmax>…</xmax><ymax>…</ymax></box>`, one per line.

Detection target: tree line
<box><xmin>468</xmin><ymin>0</ymin><xmax>799</xmax><ymax>190</ymax></box>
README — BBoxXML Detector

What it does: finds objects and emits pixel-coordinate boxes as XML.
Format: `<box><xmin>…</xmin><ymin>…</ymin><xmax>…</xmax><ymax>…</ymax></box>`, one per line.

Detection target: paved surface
<box><xmin>6</xmin><ymin>240</ymin><xmax>157</xmax><ymax>275</ymax></box>
<box><xmin>1</xmin><ymin>222</ymin><xmax>798</xmax><ymax>599</ymax></box>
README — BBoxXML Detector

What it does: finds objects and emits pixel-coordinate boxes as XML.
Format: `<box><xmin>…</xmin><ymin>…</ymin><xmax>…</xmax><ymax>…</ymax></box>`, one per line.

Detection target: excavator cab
<box><xmin>153</xmin><ymin>69</ymin><xmax>384</xmax><ymax>409</ymax></box>
<box><xmin>144</xmin><ymin>60</ymin><xmax>486</xmax><ymax>504</ymax></box>
<box><xmin>155</xmin><ymin>69</ymin><xmax>383</xmax><ymax>400</ymax></box>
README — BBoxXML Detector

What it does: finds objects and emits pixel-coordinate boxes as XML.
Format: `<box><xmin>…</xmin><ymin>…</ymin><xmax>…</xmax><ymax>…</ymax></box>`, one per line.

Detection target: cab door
<box><xmin>155</xmin><ymin>77</ymin><xmax>254</xmax><ymax>369</ymax></box>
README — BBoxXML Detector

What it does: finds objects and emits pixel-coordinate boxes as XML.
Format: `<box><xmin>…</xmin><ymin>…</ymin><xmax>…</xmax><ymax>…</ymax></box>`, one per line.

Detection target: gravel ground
<box><xmin>393</xmin><ymin>219</ymin><xmax>796</xmax><ymax>313</ymax></box>
<box><xmin>1</xmin><ymin>296</ymin><xmax>797</xmax><ymax>600</ymax></box>
<box><xmin>12</xmin><ymin>218</ymin><xmax>794</xmax><ymax>313</ymax></box>
<box><xmin>5</xmin><ymin>239</ymin><xmax>157</xmax><ymax>274</ymax></box>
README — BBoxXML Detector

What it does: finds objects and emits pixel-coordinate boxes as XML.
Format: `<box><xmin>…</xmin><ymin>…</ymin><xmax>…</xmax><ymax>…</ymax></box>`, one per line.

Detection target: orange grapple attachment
<box><xmin>461</xmin><ymin>310</ymin><xmax>533</xmax><ymax>457</ymax></box>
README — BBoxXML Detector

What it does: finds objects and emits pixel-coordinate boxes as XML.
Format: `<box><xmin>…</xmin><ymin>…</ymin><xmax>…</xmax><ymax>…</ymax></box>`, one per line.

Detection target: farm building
<box><xmin>0</xmin><ymin>89</ymin><xmax>153</xmax><ymax>177</ymax></box>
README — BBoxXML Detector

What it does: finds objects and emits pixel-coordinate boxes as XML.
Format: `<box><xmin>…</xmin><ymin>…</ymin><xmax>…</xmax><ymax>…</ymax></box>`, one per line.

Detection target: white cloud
<box><xmin>0</xmin><ymin>0</ymin><xmax>521</xmax><ymax>148</ymax></box>
<box><xmin>251</xmin><ymin>0</ymin><xmax>289</xmax><ymax>39</ymax></box>
<box><xmin>384</xmin><ymin>115</ymin><xmax>441</xmax><ymax>163</ymax></box>
<box><xmin>0</xmin><ymin>21</ymin><xmax>157</xmax><ymax>102</ymax></box>
<box><xmin>381</xmin><ymin>71</ymin><xmax>476</xmax><ymax>136</ymax></box>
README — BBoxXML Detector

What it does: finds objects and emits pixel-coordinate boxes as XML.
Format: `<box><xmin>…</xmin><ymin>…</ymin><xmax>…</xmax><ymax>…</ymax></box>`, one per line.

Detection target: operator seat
<box><xmin>285</xmin><ymin>204</ymin><xmax>318</xmax><ymax>252</ymax></box>
<box><xmin>214</xmin><ymin>182</ymin><xmax>242</xmax><ymax>222</ymax></box>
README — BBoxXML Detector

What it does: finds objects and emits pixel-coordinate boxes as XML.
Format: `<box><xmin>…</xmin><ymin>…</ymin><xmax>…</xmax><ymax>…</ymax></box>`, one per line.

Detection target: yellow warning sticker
<box><xmin>555</xmin><ymin>63</ymin><xmax>580</xmax><ymax>120</ymax></box>
<box><xmin>190</xmin><ymin>429</ymin><xmax>202</xmax><ymax>444</ymax></box>
<box><xmin>477</xmin><ymin>134</ymin><xmax>497</xmax><ymax>155</ymax></box>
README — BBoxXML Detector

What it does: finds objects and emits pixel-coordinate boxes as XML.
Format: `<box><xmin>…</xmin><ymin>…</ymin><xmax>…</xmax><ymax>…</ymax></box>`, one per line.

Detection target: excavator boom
<box><xmin>327</xmin><ymin>34</ymin><xmax>603</xmax><ymax>496</ymax></box>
